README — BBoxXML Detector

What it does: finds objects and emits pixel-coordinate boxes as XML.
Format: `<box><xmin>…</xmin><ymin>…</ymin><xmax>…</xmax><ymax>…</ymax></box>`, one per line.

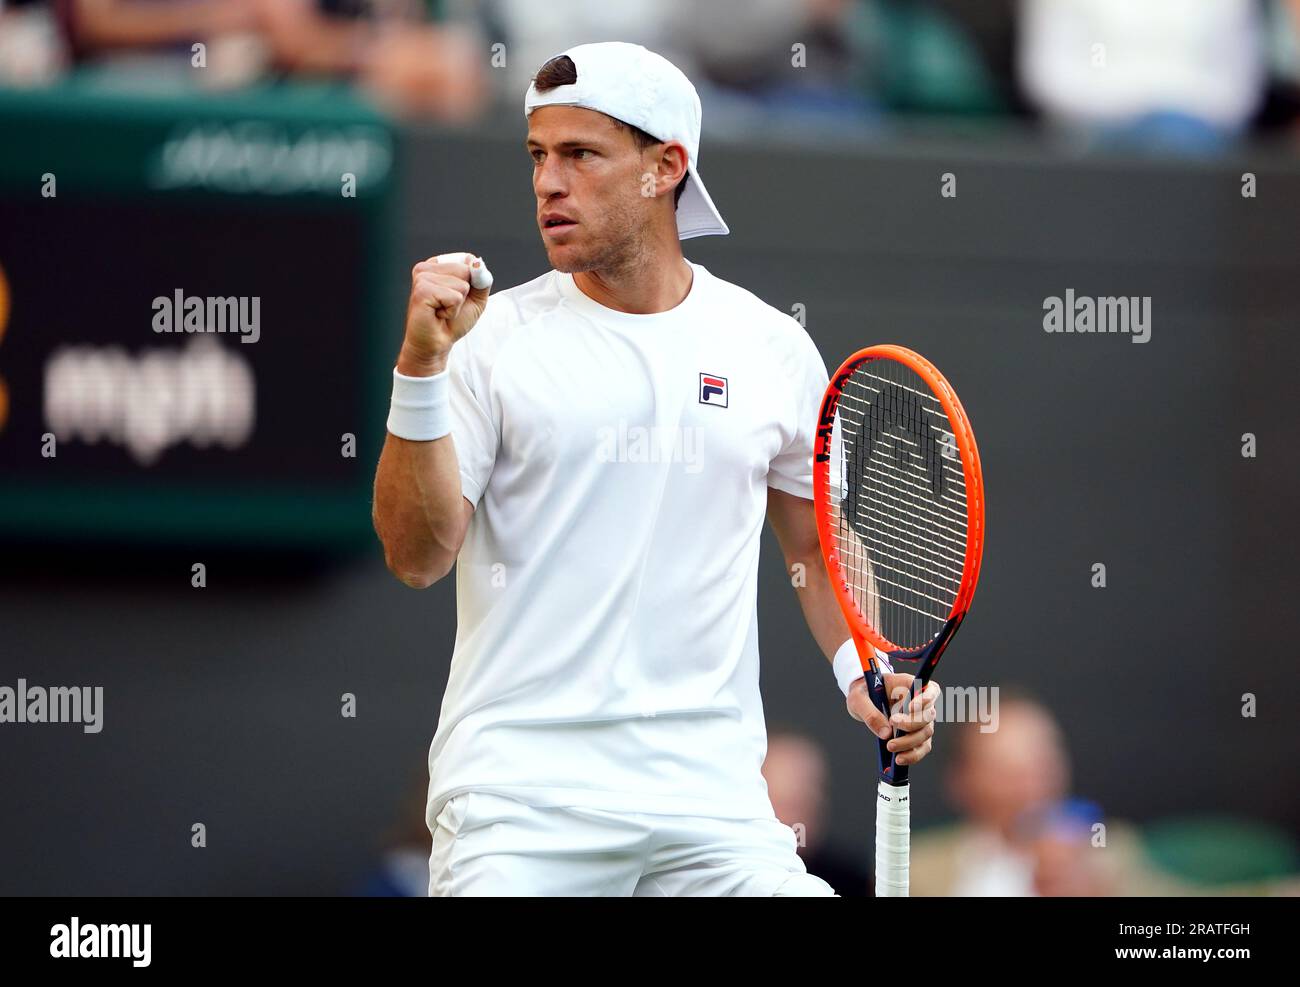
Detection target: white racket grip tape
<box><xmin>875</xmin><ymin>781</ymin><xmax>911</xmax><ymax>897</ymax></box>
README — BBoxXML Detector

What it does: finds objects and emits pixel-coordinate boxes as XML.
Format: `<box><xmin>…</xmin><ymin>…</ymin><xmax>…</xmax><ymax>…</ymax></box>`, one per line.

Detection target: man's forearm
<box><xmin>372</xmin><ymin>424</ymin><xmax>467</xmax><ymax>588</ymax></box>
<box><xmin>374</xmin><ymin>306</ymin><xmax>469</xmax><ymax>585</ymax></box>
<box><xmin>791</xmin><ymin>550</ymin><xmax>854</xmax><ymax>662</ymax></box>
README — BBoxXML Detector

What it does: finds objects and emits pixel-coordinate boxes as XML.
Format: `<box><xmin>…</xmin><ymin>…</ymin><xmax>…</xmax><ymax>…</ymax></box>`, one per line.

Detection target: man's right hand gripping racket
<box><xmin>812</xmin><ymin>345</ymin><xmax>985</xmax><ymax>897</ymax></box>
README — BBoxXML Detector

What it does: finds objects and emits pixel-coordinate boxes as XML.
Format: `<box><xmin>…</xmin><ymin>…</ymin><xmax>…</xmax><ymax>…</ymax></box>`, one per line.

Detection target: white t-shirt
<box><xmin>426</xmin><ymin>260</ymin><xmax>829</xmax><ymax>821</ymax></box>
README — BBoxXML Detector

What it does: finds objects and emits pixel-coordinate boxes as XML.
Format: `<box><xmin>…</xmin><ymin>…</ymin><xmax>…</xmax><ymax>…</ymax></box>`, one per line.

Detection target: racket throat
<box><xmin>910</xmin><ymin>611</ymin><xmax>965</xmax><ymax>687</ymax></box>
<box><xmin>871</xmin><ymin>612</ymin><xmax>965</xmax><ymax>784</ymax></box>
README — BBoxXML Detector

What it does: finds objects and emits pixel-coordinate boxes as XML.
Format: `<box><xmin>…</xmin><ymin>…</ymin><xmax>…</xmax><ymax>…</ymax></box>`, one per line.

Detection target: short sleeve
<box><xmin>766</xmin><ymin>327</ymin><xmax>829</xmax><ymax>501</ymax></box>
<box><xmin>447</xmin><ymin>333</ymin><xmax>500</xmax><ymax>507</ymax></box>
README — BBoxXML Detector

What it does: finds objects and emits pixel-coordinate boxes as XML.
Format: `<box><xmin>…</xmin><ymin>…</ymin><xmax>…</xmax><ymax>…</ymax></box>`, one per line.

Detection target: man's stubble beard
<box><xmin>548</xmin><ymin>199</ymin><xmax>653</xmax><ymax>278</ymax></box>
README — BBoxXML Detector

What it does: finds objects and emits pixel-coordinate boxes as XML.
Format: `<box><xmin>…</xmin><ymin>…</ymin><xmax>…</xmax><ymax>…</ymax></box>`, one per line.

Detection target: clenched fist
<box><xmin>398</xmin><ymin>253</ymin><xmax>493</xmax><ymax>376</ymax></box>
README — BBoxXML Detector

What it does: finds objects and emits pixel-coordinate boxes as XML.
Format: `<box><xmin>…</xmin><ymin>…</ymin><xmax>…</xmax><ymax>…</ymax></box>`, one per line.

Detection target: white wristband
<box><xmin>833</xmin><ymin>639</ymin><xmax>865</xmax><ymax>696</ymax></box>
<box><xmin>387</xmin><ymin>367</ymin><xmax>450</xmax><ymax>441</ymax></box>
<box><xmin>832</xmin><ymin>639</ymin><xmax>891</xmax><ymax>696</ymax></box>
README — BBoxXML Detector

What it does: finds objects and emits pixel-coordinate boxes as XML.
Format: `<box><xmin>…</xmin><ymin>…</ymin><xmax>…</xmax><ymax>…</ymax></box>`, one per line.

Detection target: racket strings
<box><xmin>832</xmin><ymin>359</ymin><xmax>969</xmax><ymax>650</ymax></box>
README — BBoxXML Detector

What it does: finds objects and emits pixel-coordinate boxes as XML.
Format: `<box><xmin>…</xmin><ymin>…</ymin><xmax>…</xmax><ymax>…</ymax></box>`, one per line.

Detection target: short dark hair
<box><xmin>532</xmin><ymin>55</ymin><xmax>689</xmax><ymax>208</ymax></box>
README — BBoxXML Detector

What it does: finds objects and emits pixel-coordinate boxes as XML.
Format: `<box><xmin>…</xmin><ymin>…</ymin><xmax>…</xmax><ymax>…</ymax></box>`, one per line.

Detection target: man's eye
<box><xmin>573</xmin><ymin>149</ymin><xmax>592</xmax><ymax>159</ymax></box>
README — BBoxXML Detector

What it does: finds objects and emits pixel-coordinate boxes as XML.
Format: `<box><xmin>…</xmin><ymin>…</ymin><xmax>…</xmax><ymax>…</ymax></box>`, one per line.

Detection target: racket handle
<box><xmin>875</xmin><ymin>780</ymin><xmax>911</xmax><ymax>897</ymax></box>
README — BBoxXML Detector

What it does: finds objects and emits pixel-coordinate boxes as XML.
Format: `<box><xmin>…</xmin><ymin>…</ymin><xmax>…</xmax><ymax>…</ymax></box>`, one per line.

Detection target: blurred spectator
<box><xmin>57</xmin><ymin>0</ymin><xmax>261</xmax><ymax>59</ymax></box>
<box><xmin>0</xmin><ymin>0</ymin><xmax>68</xmax><ymax>85</ymax></box>
<box><xmin>909</xmin><ymin>693</ymin><xmax>1164</xmax><ymax>896</ymax></box>
<box><xmin>1017</xmin><ymin>0</ymin><xmax>1268</xmax><ymax>149</ymax></box>
<box><xmin>912</xmin><ymin>692</ymin><xmax>1299</xmax><ymax>896</ymax></box>
<box><xmin>456</xmin><ymin>0</ymin><xmax>686</xmax><ymax>101</ymax></box>
<box><xmin>1257</xmin><ymin>0</ymin><xmax>1300</xmax><ymax>132</ymax></box>
<box><xmin>1279</xmin><ymin>0</ymin><xmax>1300</xmax><ymax>85</ymax></box>
<box><xmin>48</xmin><ymin>0</ymin><xmax>488</xmax><ymax>119</ymax></box>
<box><xmin>473</xmin><ymin>0</ymin><xmax>1017</xmax><ymax>126</ymax></box>
<box><xmin>467</xmin><ymin>0</ymin><xmax>870</xmax><ymax>133</ymax></box>
<box><xmin>355</xmin><ymin>765</ymin><xmax>431</xmax><ymax>897</ymax></box>
<box><xmin>764</xmin><ymin>728</ymin><xmax>870</xmax><ymax>895</ymax></box>
<box><xmin>851</xmin><ymin>0</ymin><xmax>1014</xmax><ymax>115</ymax></box>
<box><xmin>670</xmin><ymin>0</ymin><xmax>867</xmax><ymax>123</ymax></box>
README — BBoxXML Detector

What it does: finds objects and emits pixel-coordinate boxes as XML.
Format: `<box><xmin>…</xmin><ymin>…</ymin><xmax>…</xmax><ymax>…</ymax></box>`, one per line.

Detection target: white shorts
<box><xmin>428</xmin><ymin>791</ymin><xmax>837</xmax><ymax>897</ymax></box>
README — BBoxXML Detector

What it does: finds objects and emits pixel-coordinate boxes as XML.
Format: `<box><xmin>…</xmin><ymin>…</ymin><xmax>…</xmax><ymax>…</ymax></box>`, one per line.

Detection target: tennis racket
<box><xmin>812</xmin><ymin>344</ymin><xmax>985</xmax><ymax>897</ymax></box>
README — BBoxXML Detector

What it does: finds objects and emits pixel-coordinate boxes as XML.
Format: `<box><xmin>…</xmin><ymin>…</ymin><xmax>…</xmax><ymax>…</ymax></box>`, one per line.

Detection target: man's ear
<box><xmin>660</xmin><ymin>141</ymin><xmax>689</xmax><ymax>190</ymax></box>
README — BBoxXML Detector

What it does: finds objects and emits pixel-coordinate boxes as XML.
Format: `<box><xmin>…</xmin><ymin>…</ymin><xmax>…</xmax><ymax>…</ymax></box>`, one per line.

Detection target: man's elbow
<box><xmin>375</xmin><ymin>525</ymin><xmax>457</xmax><ymax>588</ymax></box>
<box><xmin>394</xmin><ymin>569</ymin><xmax>438</xmax><ymax>590</ymax></box>
<box><xmin>372</xmin><ymin>498</ymin><xmax>470</xmax><ymax>589</ymax></box>
<box><xmin>386</xmin><ymin>556</ymin><xmax>453</xmax><ymax>589</ymax></box>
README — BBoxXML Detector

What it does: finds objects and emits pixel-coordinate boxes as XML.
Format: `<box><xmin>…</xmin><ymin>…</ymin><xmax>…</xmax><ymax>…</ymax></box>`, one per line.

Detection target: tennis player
<box><xmin>372</xmin><ymin>41</ymin><xmax>940</xmax><ymax>897</ymax></box>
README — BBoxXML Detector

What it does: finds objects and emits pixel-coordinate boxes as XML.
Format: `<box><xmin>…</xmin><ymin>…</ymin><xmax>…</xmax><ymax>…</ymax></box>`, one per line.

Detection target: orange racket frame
<box><xmin>813</xmin><ymin>344</ymin><xmax>985</xmax><ymax>673</ymax></box>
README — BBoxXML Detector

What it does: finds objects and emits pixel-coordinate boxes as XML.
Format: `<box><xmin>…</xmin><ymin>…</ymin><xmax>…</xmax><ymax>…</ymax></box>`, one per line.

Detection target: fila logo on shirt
<box><xmin>698</xmin><ymin>372</ymin><xmax>728</xmax><ymax>408</ymax></box>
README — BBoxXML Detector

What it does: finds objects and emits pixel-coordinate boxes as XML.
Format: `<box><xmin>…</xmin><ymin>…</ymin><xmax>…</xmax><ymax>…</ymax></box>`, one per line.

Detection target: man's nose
<box><xmin>534</xmin><ymin>156</ymin><xmax>567</xmax><ymax>199</ymax></box>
